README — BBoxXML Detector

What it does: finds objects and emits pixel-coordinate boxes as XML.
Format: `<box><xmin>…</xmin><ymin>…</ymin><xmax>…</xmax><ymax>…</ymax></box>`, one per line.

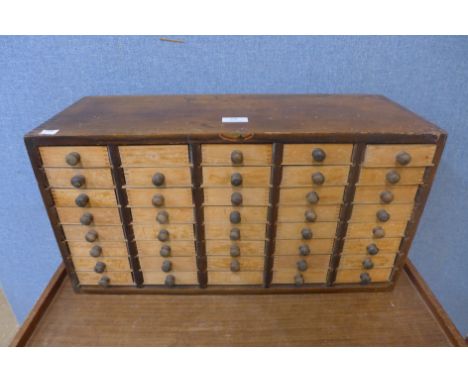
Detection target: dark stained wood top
<box><xmin>26</xmin><ymin>95</ymin><xmax>444</xmax><ymax>143</ymax></box>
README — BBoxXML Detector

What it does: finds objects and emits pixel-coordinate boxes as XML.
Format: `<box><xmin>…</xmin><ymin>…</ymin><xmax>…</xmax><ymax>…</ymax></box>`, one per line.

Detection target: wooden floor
<box><xmin>18</xmin><ymin>264</ymin><xmax>463</xmax><ymax>346</ymax></box>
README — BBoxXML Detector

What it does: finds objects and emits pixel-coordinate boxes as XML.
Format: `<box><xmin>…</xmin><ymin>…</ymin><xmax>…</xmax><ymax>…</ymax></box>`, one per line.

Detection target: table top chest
<box><xmin>25</xmin><ymin>95</ymin><xmax>446</xmax><ymax>293</ymax></box>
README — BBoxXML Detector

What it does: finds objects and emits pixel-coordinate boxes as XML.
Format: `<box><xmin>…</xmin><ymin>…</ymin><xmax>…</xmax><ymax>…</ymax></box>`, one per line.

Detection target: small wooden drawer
<box><xmin>126</xmin><ymin>188</ymin><xmax>193</xmax><ymax>207</ymax></box>
<box><xmin>139</xmin><ymin>256</ymin><xmax>197</xmax><ymax>272</ymax></box>
<box><xmin>133</xmin><ymin>224</ymin><xmax>194</xmax><ymax>241</ymax></box>
<box><xmin>203</xmin><ymin>206</ymin><xmax>268</xmax><ymax>223</ymax></box>
<box><xmin>137</xmin><ymin>240</ymin><xmax>196</xmax><ymax>257</ymax></box>
<box><xmin>130</xmin><ymin>207</ymin><xmax>194</xmax><ymax>224</ymax></box>
<box><xmin>346</xmin><ymin>222</ymin><xmax>408</xmax><ymax>238</ymax></box>
<box><xmin>342</xmin><ymin>238</ymin><xmax>402</xmax><ymax>254</ymax></box>
<box><xmin>206</xmin><ymin>240</ymin><xmax>265</xmax><ymax>256</ymax></box>
<box><xmin>52</xmin><ymin>189</ymin><xmax>118</xmax><ymax>207</ymax></box>
<box><xmin>203</xmin><ymin>188</ymin><xmax>270</xmax><ymax>206</ymax></box>
<box><xmin>277</xmin><ymin>205</ymin><xmax>341</xmax><ymax>223</ymax></box>
<box><xmin>208</xmin><ymin>271</ymin><xmax>263</xmax><ymax>285</ymax></box>
<box><xmin>274</xmin><ymin>238</ymin><xmax>334</xmax><ymax>255</ymax></box>
<box><xmin>72</xmin><ymin>257</ymin><xmax>131</xmax><ymax>272</ymax></box>
<box><xmin>283</xmin><ymin>144</ymin><xmax>353</xmax><ymax>165</ymax></box>
<box><xmin>279</xmin><ymin>187</ymin><xmax>345</xmax><ymax>205</ymax></box>
<box><xmin>274</xmin><ymin>255</ymin><xmax>331</xmax><ymax>270</ymax></box>
<box><xmin>202</xmin><ymin>167</ymin><xmax>271</xmax><ymax>187</ymax></box>
<box><xmin>354</xmin><ymin>186</ymin><xmax>418</xmax><ymax>204</ymax></box>
<box><xmin>339</xmin><ymin>253</ymin><xmax>397</xmax><ymax>269</ymax></box>
<box><xmin>205</xmin><ymin>223</ymin><xmax>266</xmax><ymax>240</ymax></box>
<box><xmin>123</xmin><ymin>167</ymin><xmax>192</xmax><ymax>187</ymax></box>
<box><xmin>350</xmin><ymin>204</ymin><xmax>414</xmax><ymax>222</ymax></box>
<box><xmin>281</xmin><ymin>166</ymin><xmax>349</xmax><ymax>186</ymax></box>
<box><xmin>207</xmin><ymin>257</ymin><xmax>264</xmax><ymax>271</ymax></box>
<box><xmin>40</xmin><ymin>146</ymin><xmax>110</xmax><ymax>168</ymax></box>
<box><xmin>334</xmin><ymin>268</ymin><xmax>393</xmax><ymax>284</ymax></box>
<box><xmin>143</xmin><ymin>271</ymin><xmax>198</xmax><ymax>285</ymax></box>
<box><xmin>363</xmin><ymin>144</ymin><xmax>436</xmax><ymax>167</ymax></box>
<box><xmin>358</xmin><ymin>168</ymin><xmax>425</xmax><ymax>186</ymax></box>
<box><xmin>62</xmin><ymin>225</ymin><xmax>125</xmax><ymax>242</ymax></box>
<box><xmin>272</xmin><ymin>269</ymin><xmax>328</xmax><ymax>284</ymax></box>
<box><xmin>56</xmin><ymin>207</ymin><xmax>121</xmax><ymax>225</ymax></box>
<box><xmin>67</xmin><ymin>241</ymin><xmax>128</xmax><ymax>257</ymax></box>
<box><xmin>76</xmin><ymin>271</ymin><xmax>133</xmax><ymax>286</ymax></box>
<box><xmin>202</xmin><ymin>144</ymin><xmax>272</xmax><ymax>165</ymax></box>
<box><xmin>119</xmin><ymin>145</ymin><xmax>190</xmax><ymax>167</ymax></box>
<box><xmin>44</xmin><ymin>168</ymin><xmax>114</xmax><ymax>189</ymax></box>
<box><xmin>276</xmin><ymin>222</ymin><xmax>338</xmax><ymax>240</ymax></box>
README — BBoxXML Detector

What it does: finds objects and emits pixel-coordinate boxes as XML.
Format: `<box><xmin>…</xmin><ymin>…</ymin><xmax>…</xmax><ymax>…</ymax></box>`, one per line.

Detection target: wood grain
<box><xmin>44</xmin><ymin>168</ymin><xmax>114</xmax><ymax>188</ymax></box>
<box><xmin>124</xmin><ymin>167</ymin><xmax>192</xmax><ymax>187</ymax></box>
<box><xmin>208</xmin><ymin>271</ymin><xmax>263</xmax><ymax>285</ymax></box>
<box><xmin>130</xmin><ymin>207</ymin><xmax>194</xmax><ymax>224</ymax></box>
<box><xmin>273</xmin><ymin>255</ymin><xmax>331</xmax><ymax>269</ymax></box>
<box><xmin>281</xmin><ymin>166</ymin><xmax>349</xmax><ymax>186</ymax></box>
<box><xmin>277</xmin><ymin>205</ymin><xmax>341</xmax><ymax>222</ymax></box>
<box><xmin>363</xmin><ymin>144</ymin><xmax>436</xmax><ymax>167</ymax></box>
<box><xmin>133</xmin><ymin>224</ymin><xmax>195</xmax><ymax>241</ymax></box>
<box><xmin>272</xmin><ymin>269</ymin><xmax>328</xmax><ymax>284</ymax></box>
<box><xmin>52</xmin><ymin>189</ymin><xmax>118</xmax><ymax>207</ymax></box>
<box><xmin>143</xmin><ymin>271</ymin><xmax>198</xmax><ymax>285</ymax></box>
<box><xmin>56</xmin><ymin>207</ymin><xmax>121</xmax><ymax>225</ymax></box>
<box><xmin>126</xmin><ymin>188</ymin><xmax>193</xmax><ymax>207</ymax></box>
<box><xmin>206</xmin><ymin>240</ymin><xmax>266</xmax><ymax>256</ymax></box>
<box><xmin>274</xmin><ymin>238</ymin><xmax>334</xmax><ymax>255</ymax></box>
<box><xmin>137</xmin><ymin>240</ymin><xmax>196</xmax><ymax>256</ymax></box>
<box><xmin>346</xmin><ymin>222</ymin><xmax>408</xmax><ymax>238</ymax></box>
<box><xmin>279</xmin><ymin>186</ymin><xmax>345</xmax><ymax>205</ymax></box>
<box><xmin>76</xmin><ymin>271</ymin><xmax>134</xmax><ymax>285</ymax></box>
<box><xmin>62</xmin><ymin>225</ymin><xmax>125</xmax><ymax>242</ymax></box>
<box><xmin>350</xmin><ymin>203</ymin><xmax>414</xmax><ymax>221</ymax></box>
<box><xmin>342</xmin><ymin>237</ymin><xmax>402</xmax><ymax>254</ymax></box>
<box><xmin>139</xmin><ymin>256</ymin><xmax>197</xmax><ymax>272</ymax></box>
<box><xmin>358</xmin><ymin>167</ymin><xmax>425</xmax><ymax>185</ymax></box>
<box><xmin>207</xmin><ymin>256</ymin><xmax>265</xmax><ymax>271</ymax></box>
<box><xmin>335</xmin><ymin>268</ymin><xmax>392</xmax><ymax>283</ymax></box>
<box><xmin>72</xmin><ymin>257</ymin><xmax>132</xmax><ymax>272</ymax></box>
<box><xmin>282</xmin><ymin>144</ymin><xmax>353</xmax><ymax>165</ymax></box>
<box><xmin>204</xmin><ymin>223</ymin><xmax>267</xmax><ymax>240</ymax></box>
<box><xmin>202</xmin><ymin>144</ymin><xmax>272</xmax><ymax>165</ymax></box>
<box><xmin>68</xmin><ymin>241</ymin><xmax>128</xmax><ymax>257</ymax></box>
<box><xmin>276</xmin><ymin>222</ymin><xmax>338</xmax><ymax>239</ymax></box>
<box><xmin>339</xmin><ymin>253</ymin><xmax>397</xmax><ymax>269</ymax></box>
<box><xmin>354</xmin><ymin>185</ymin><xmax>418</xmax><ymax>204</ymax></box>
<box><xmin>203</xmin><ymin>206</ymin><xmax>268</xmax><ymax>223</ymax></box>
<box><xmin>203</xmin><ymin>187</ymin><xmax>270</xmax><ymax>206</ymax></box>
<box><xmin>202</xmin><ymin>166</ymin><xmax>271</xmax><ymax>187</ymax></box>
<box><xmin>39</xmin><ymin>146</ymin><xmax>110</xmax><ymax>168</ymax></box>
<box><xmin>119</xmin><ymin>145</ymin><xmax>189</xmax><ymax>167</ymax></box>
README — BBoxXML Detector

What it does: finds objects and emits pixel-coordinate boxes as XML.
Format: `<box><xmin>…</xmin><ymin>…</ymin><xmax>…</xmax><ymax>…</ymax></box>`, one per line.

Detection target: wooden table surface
<box><xmin>13</xmin><ymin>261</ymin><xmax>465</xmax><ymax>346</ymax></box>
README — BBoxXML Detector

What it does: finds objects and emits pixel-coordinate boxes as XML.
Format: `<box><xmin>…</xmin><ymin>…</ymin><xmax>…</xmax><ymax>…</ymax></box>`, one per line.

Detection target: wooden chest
<box><xmin>25</xmin><ymin>95</ymin><xmax>446</xmax><ymax>293</ymax></box>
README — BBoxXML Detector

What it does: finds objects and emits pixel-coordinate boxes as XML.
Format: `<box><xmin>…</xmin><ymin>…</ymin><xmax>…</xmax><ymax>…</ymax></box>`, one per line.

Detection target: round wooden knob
<box><xmin>157</xmin><ymin>229</ymin><xmax>170</xmax><ymax>242</ymax></box>
<box><xmin>94</xmin><ymin>261</ymin><xmax>106</xmax><ymax>274</ymax></box>
<box><xmin>312</xmin><ymin>148</ymin><xmax>326</xmax><ymax>162</ymax></box>
<box><xmin>396</xmin><ymin>151</ymin><xmax>412</xmax><ymax>166</ymax></box>
<box><xmin>165</xmin><ymin>274</ymin><xmax>176</xmax><ymax>287</ymax></box>
<box><xmin>161</xmin><ymin>260</ymin><xmax>172</xmax><ymax>273</ymax></box>
<box><xmin>386</xmin><ymin>170</ymin><xmax>400</xmax><ymax>184</ymax></box>
<box><xmin>362</xmin><ymin>258</ymin><xmax>374</xmax><ymax>270</ymax></box>
<box><xmin>294</xmin><ymin>274</ymin><xmax>304</xmax><ymax>287</ymax></box>
<box><xmin>65</xmin><ymin>152</ymin><xmax>81</xmax><ymax>166</ymax></box>
<box><xmin>311</xmin><ymin>172</ymin><xmax>325</xmax><ymax>185</ymax></box>
<box><xmin>230</xmin><ymin>228</ymin><xmax>241</xmax><ymax>241</ymax></box>
<box><xmin>89</xmin><ymin>245</ymin><xmax>102</xmax><ymax>258</ymax></box>
<box><xmin>231</xmin><ymin>150</ymin><xmax>243</xmax><ymax>165</ymax></box>
<box><xmin>231</xmin><ymin>173</ymin><xmax>243</xmax><ymax>187</ymax></box>
<box><xmin>230</xmin><ymin>244</ymin><xmax>240</xmax><ymax>257</ymax></box>
<box><xmin>306</xmin><ymin>191</ymin><xmax>319</xmax><ymax>204</ymax></box>
<box><xmin>85</xmin><ymin>230</ymin><xmax>98</xmax><ymax>243</ymax></box>
<box><xmin>75</xmin><ymin>193</ymin><xmax>89</xmax><ymax>207</ymax></box>
<box><xmin>152</xmin><ymin>172</ymin><xmax>165</xmax><ymax>187</ymax></box>
<box><xmin>376</xmin><ymin>209</ymin><xmax>390</xmax><ymax>222</ymax></box>
<box><xmin>372</xmin><ymin>226</ymin><xmax>385</xmax><ymax>238</ymax></box>
<box><xmin>304</xmin><ymin>210</ymin><xmax>317</xmax><ymax>222</ymax></box>
<box><xmin>380</xmin><ymin>190</ymin><xmax>394</xmax><ymax>204</ymax></box>
<box><xmin>297</xmin><ymin>259</ymin><xmax>308</xmax><ymax>272</ymax></box>
<box><xmin>230</xmin><ymin>259</ymin><xmax>240</xmax><ymax>272</ymax></box>
<box><xmin>301</xmin><ymin>228</ymin><xmax>313</xmax><ymax>240</ymax></box>
<box><xmin>360</xmin><ymin>272</ymin><xmax>371</xmax><ymax>285</ymax></box>
<box><xmin>70</xmin><ymin>175</ymin><xmax>86</xmax><ymax>188</ymax></box>
<box><xmin>299</xmin><ymin>244</ymin><xmax>310</xmax><ymax>256</ymax></box>
<box><xmin>80</xmin><ymin>212</ymin><xmax>93</xmax><ymax>226</ymax></box>
<box><xmin>152</xmin><ymin>194</ymin><xmax>165</xmax><ymax>207</ymax></box>
<box><xmin>160</xmin><ymin>245</ymin><xmax>171</xmax><ymax>257</ymax></box>
<box><xmin>229</xmin><ymin>211</ymin><xmax>241</xmax><ymax>224</ymax></box>
<box><xmin>98</xmin><ymin>276</ymin><xmax>110</xmax><ymax>287</ymax></box>
<box><xmin>156</xmin><ymin>210</ymin><xmax>169</xmax><ymax>224</ymax></box>
<box><xmin>367</xmin><ymin>243</ymin><xmax>379</xmax><ymax>255</ymax></box>
<box><xmin>231</xmin><ymin>192</ymin><xmax>243</xmax><ymax>206</ymax></box>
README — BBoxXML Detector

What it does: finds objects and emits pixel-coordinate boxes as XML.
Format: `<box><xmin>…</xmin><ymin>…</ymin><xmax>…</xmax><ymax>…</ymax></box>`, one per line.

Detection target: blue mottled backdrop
<box><xmin>0</xmin><ymin>36</ymin><xmax>467</xmax><ymax>335</ymax></box>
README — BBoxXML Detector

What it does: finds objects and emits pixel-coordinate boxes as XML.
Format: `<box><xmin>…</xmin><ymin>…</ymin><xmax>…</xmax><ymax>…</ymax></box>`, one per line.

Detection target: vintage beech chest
<box><xmin>25</xmin><ymin>95</ymin><xmax>446</xmax><ymax>293</ymax></box>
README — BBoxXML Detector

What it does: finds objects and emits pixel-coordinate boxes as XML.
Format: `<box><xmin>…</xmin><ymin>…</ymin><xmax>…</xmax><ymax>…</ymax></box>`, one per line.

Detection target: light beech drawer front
<box><xmin>281</xmin><ymin>166</ymin><xmax>349</xmax><ymax>186</ymax></box>
<box><xmin>137</xmin><ymin>241</ymin><xmax>196</xmax><ymax>257</ymax></box>
<box><xmin>363</xmin><ymin>144</ymin><xmax>436</xmax><ymax>167</ymax></box>
<box><xmin>44</xmin><ymin>168</ymin><xmax>114</xmax><ymax>189</ymax></box>
<box><xmin>202</xmin><ymin>144</ymin><xmax>272</xmax><ymax>165</ymax></box>
<box><xmin>339</xmin><ymin>254</ymin><xmax>397</xmax><ymax>269</ymax></box>
<box><xmin>131</xmin><ymin>207</ymin><xmax>194</xmax><ymax>224</ymax></box>
<box><xmin>276</xmin><ymin>222</ymin><xmax>338</xmax><ymax>239</ymax></box>
<box><xmin>202</xmin><ymin>167</ymin><xmax>271</xmax><ymax>187</ymax></box>
<box><xmin>346</xmin><ymin>222</ymin><xmax>408</xmax><ymax>239</ymax></box>
<box><xmin>274</xmin><ymin>255</ymin><xmax>331</xmax><ymax>270</ymax></box>
<box><xmin>52</xmin><ymin>189</ymin><xmax>118</xmax><ymax>208</ymax></box>
<box><xmin>354</xmin><ymin>186</ymin><xmax>418</xmax><ymax>204</ymax></box>
<box><xmin>40</xmin><ymin>146</ymin><xmax>110</xmax><ymax>168</ymax></box>
<box><xmin>206</xmin><ymin>241</ymin><xmax>265</xmax><ymax>256</ymax></box>
<box><xmin>283</xmin><ymin>144</ymin><xmax>353</xmax><ymax>165</ymax></box>
<box><xmin>143</xmin><ymin>272</ymin><xmax>198</xmax><ymax>285</ymax></box>
<box><xmin>124</xmin><ymin>167</ymin><xmax>192</xmax><ymax>187</ymax></box>
<box><xmin>72</xmin><ymin>257</ymin><xmax>131</xmax><ymax>272</ymax></box>
<box><xmin>204</xmin><ymin>206</ymin><xmax>268</xmax><ymax>223</ymax></box>
<box><xmin>204</xmin><ymin>188</ymin><xmax>270</xmax><ymax>206</ymax></box>
<box><xmin>272</xmin><ymin>269</ymin><xmax>328</xmax><ymax>284</ymax></box>
<box><xmin>342</xmin><ymin>238</ymin><xmax>402</xmax><ymax>254</ymax></box>
<box><xmin>358</xmin><ymin>168</ymin><xmax>425</xmax><ymax>186</ymax></box>
<box><xmin>139</xmin><ymin>257</ymin><xmax>197</xmax><ymax>272</ymax></box>
<box><xmin>277</xmin><ymin>205</ymin><xmax>341</xmax><ymax>223</ymax></box>
<box><xmin>56</xmin><ymin>207</ymin><xmax>121</xmax><ymax>225</ymax></box>
<box><xmin>335</xmin><ymin>268</ymin><xmax>392</xmax><ymax>284</ymax></box>
<box><xmin>120</xmin><ymin>145</ymin><xmax>189</xmax><ymax>167</ymax></box>
<box><xmin>62</xmin><ymin>225</ymin><xmax>125</xmax><ymax>242</ymax></box>
<box><xmin>68</xmin><ymin>241</ymin><xmax>128</xmax><ymax>257</ymax></box>
<box><xmin>126</xmin><ymin>189</ymin><xmax>193</xmax><ymax>207</ymax></box>
<box><xmin>279</xmin><ymin>187</ymin><xmax>345</xmax><ymax>205</ymax></box>
<box><xmin>208</xmin><ymin>271</ymin><xmax>263</xmax><ymax>285</ymax></box>
<box><xmin>133</xmin><ymin>224</ymin><xmax>194</xmax><ymax>241</ymax></box>
<box><xmin>350</xmin><ymin>204</ymin><xmax>414</xmax><ymax>222</ymax></box>
<box><xmin>207</xmin><ymin>257</ymin><xmax>265</xmax><ymax>271</ymax></box>
<box><xmin>274</xmin><ymin>239</ymin><xmax>334</xmax><ymax>255</ymax></box>
<box><xmin>76</xmin><ymin>271</ymin><xmax>133</xmax><ymax>286</ymax></box>
<box><xmin>205</xmin><ymin>223</ymin><xmax>266</xmax><ymax>241</ymax></box>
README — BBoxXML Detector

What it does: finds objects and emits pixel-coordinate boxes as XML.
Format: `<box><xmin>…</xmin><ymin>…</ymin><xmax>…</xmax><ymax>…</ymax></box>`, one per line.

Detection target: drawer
<box><xmin>133</xmin><ymin>224</ymin><xmax>194</xmax><ymax>241</ymax></box>
<box><xmin>44</xmin><ymin>168</ymin><xmax>114</xmax><ymax>189</ymax></box>
<box><xmin>143</xmin><ymin>271</ymin><xmax>198</xmax><ymax>285</ymax></box>
<box><xmin>350</xmin><ymin>204</ymin><xmax>414</xmax><ymax>222</ymax></box>
<box><xmin>346</xmin><ymin>222</ymin><xmax>408</xmax><ymax>239</ymax></box>
<box><xmin>137</xmin><ymin>240</ymin><xmax>196</xmax><ymax>257</ymax></box>
<box><xmin>203</xmin><ymin>188</ymin><xmax>270</xmax><ymax>206</ymax></box>
<box><xmin>339</xmin><ymin>253</ymin><xmax>397</xmax><ymax>269</ymax></box>
<box><xmin>342</xmin><ymin>238</ymin><xmax>402</xmax><ymax>254</ymax></box>
<box><xmin>283</xmin><ymin>144</ymin><xmax>353</xmax><ymax>165</ymax></box>
<box><xmin>277</xmin><ymin>205</ymin><xmax>341</xmax><ymax>223</ymax></box>
<box><xmin>206</xmin><ymin>240</ymin><xmax>265</xmax><ymax>256</ymax></box>
<box><xmin>52</xmin><ymin>189</ymin><xmax>118</xmax><ymax>207</ymax></box>
<box><xmin>139</xmin><ymin>256</ymin><xmax>197</xmax><ymax>272</ymax></box>
<box><xmin>281</xmin><ymin>166</ymin><xmax>349</xmax><ymax>186</ymax></box>
<box><xmin>40</xmin><ymin>146</ymin><xmax>110</xmax><ymax>168</ymax></box>
<box><xmin>279</xmin><ymin>187</ymin><xmax>345</xmax><ymax>205</ymax></box>
<box><xmin>276</xmin><ymin>222</ymin><xmax>338</xmax><ymax>240</ymax></box>
<box><xmin>130</xmin><ymin>207</ymin><xmax>194</xmax><ymax>224</ymax></box>
<box><xmin>204</xmin><ymin>223</ymin><xmax>266</xmax><ymax>240</ymax></box>
<box><xmin>56</xmin><ymin>207</ymin><xmax>121</xmax><ymax>225</ymax></box>
<box><xmin>124</xmin><ymin>167</ymin><xmax>192</xmax><ymax>187</ymax></box>
<box><xmin>126</xmin><ymin>188</ymin><xmax>193</xmax><ymax>207</ymax></box>
<box><xmin>273</xmin><ymin>255</ymin><xmax>331</xmax><ymax>270</ymax></box>
<box><xmin>358</xmin><ymin>168</ymin><xmax>425</xmax><ymax>186</ymax></box>
<box><xmin>363</xmin><ymin>144</ymin><xmax>436</xmax><ymax>167</ymax></box>
<box><xmin>62</xmin><ymin>225</ymin><xmax>125</xmax><ymax>242</ymax></box>
<box><xmin>202</xmin><ymin>167</ymin><xmax>271</xmax><ymax>187</ymax></box>
<box><xmin>207</xmin><ymin>257</ymin><xmax>265</xmax><ymax>271</ymax></box>
<box><xmin>274</xmin><ymin>238</ymin><xmax>334</xmax><ymax>255</ymax></box>
<box><xmin>72</xmin><ymin>257</ymin><xmax>131</xmax><ymax>272</ymax></box>
<box><xmin>272</xmin><ymin>269</ymin><xmax>328</xmax><ymax>284</ymax></box>
<box><xmin>119</xmin><ymin>145</ymin><xmax>189</xmax><ymax>167</ymax></box>
<box><xmin>354</xmin><ymin>186</ymin><xmax>418</xmax><ymax>204</ymax></box>
<box><xmin>203</xmin><ymin>206</ymin><xmax>268</xmax><ymax>223</ymax></box>
<box><xmin>202</xmin><ymin>144</ymin><xmax>272</xmax><ymax>165</ymax></box>
<box><xmin>76</xmin><ymin>271</ymin><xmax>133</xmax><ymax>286</ymax></box>
<box><xmin>335</xmin><ymin>268</ymin><xmax>393</xmax><ymax>284</ymax></box>
<box><xmin>67</xmin><ymin>241</ymin><xmax>128</xmax><ymax>257</ymax></box>
<box><xmin>208</xmin><ymin>271</ymin><xmax>263</xmax><ymax>285</ymax></box>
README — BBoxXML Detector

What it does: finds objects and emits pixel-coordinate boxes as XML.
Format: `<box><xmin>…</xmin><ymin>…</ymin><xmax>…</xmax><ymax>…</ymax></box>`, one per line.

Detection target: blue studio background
<box><xmin>1</xmin><ymin>36</ymin><xmax>467</xmax><ymax>335</ymax></box>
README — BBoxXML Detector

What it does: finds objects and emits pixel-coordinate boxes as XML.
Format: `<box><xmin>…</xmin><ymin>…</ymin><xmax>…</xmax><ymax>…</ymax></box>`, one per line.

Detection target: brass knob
<box><xmin>89</xmin><ymin>245</ymin><xmax>102</xmax><ymax>258</ymax></box>
<box><xmin>396</xmin><ymin>151</ymin><xmax>412</xmax><ymax>166</ymax></box>
<box><xmin>304</xmin><ymin>210</ymin><xmax>317</xmax><ymax>222</ymax></box>
<box><xmin>299</xmin><ymin>244</ymin><xmax>310</xmax><ymax>256</ymax></box>
<box><xmin>372</xmin><ymin>226</ymin><xmax>385</xmax><ymax>238</ymax></box>
<box><xmin>230</xmin><ymin>259</ymin><xmax>240</xmax><ymax>272</ymax></box>
<box><xmin>85</xmin><ymin>230</ymin><xmax>98</xmax><ymax>243</ymax></box>
<box><xmin>360</xmin><ymin>272</ymin><xmax>371</xmax><ymax>285</ymax></box>
<box><xmin>94</xmin><ymin>261</ymin><xmax>106</xmax><ymax>273</ymax></box>
<box><xmin>230</xmin><ymin>244</ymin><xmax>240</xmax><ymax>257</ymax></box>
<box><xmin>165</xmin><ymin>274</ymin><xmax>176</xmax><ymax>287</ymax></box>
<box><xmin>311</xmin><ymin>172</ymin><xmax>325</xmax><ymax>185</ymax></box>
<box><xmin>160</xmin><ymin>245</ymin><xmax>171</xmax><ymax>257</ymax></box>
<box><xmin>75</xmin><ymin>193</ymin><xmax>89</xmax><ymax>207</ymax></box>
<box><xmin>312</xmin><ymin>148</ymin><xmax>326</xmax><ymax>162</ymax></box>
<box><xmin>231</xmin><ymin>173</ymin><xmax>243</xmax><ymax>187</ymax></box>
<box><xmin>152</xmin><ymin>194</ymin><xmax>165</xmax><ymax>207</ymax></box>
<box><xmin>294</xmin><ymin>273</ymin><xmax>304</xmax><ymax>286</ymax></box>
<box><xmin>231</xmin><ymin>150</ymin><xmax>243</xmax><ymax>165</ymax></box>
<box><xmin>362</xmin><ymin>258</ymin><xmax>374</xmax><ymax>270</ymax></box>
<box><xmin>161</xmin><ymin>260</ymin><xmax>172</xmax><ymax>273</ymax></box>
<box><xmin>230</xmin><ymin>228</ymin><xmax>241</xmax><ymax>241</ymax></box>
<box><xmin>156</xmin><ymin>210</ymin><xmax>169</xmax><ymax>224</ymax></box>
<box><xmin>297</xmin><ymin>259</ymin><xmax>308</xmax><ymax>272</ymax></box>
<box><xmin>229</xmin><ymin>211</ymin><xmax>241</xmax><ymax>224</ymax></box>
<box><xmin>380</xmin><ymin>190</ymin><xmax>394</xmax><ymax>204</ymax></box>
<box><xmin>231</xmin><ymin>192</ymin><xmax>243</xmax><ymax>206</ymax></box>
<box><xmin>386</xmin><ymin>170</ymin><xmax>400</xmax><ymax>184</ymax></box>
<box><xmin>80</xmin><ymin>212</ymin><xmax>93</xmax><ymax>226</ymax></box>
<box><xmin>306</xmin><ymin>191</ymin><xmax>319</xmax><ymax>204</ymax></box>
<box><xmin>70</xmin><ymin>175</ymin><xmax>86</xmax><ymax>188</ymax></box>
<box><xmin>301</xmin><ymin>228</ymin><xmax>313</xmax><ymax>240</ymax></box>
<box><xmin>367</xmin><ymin>243</ymin><xmax>379</xmax><ymax>255</ymax></box>
<box><xmin>152</xmin><ymin>172</ymin><xmax>165</xmax><ymax>187</ymax></box>
<box><xmin>98</xmin><ymin>276</ymin><xmax>110</xmax><ymax>287</ymax></box>
<box><xmin>157</xmin><ymin>229</ymin><xmax>170</xmax><ymax>242</ymax></box>
<box><xmin>65</xmin><ymin>152</ymin><xmax>81</xmax><ymax>166</ymax></box>
<box><xmin>376</xmin><ymin>209</ymin><xmax>390</xmax><ymax>222</ymax></box>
